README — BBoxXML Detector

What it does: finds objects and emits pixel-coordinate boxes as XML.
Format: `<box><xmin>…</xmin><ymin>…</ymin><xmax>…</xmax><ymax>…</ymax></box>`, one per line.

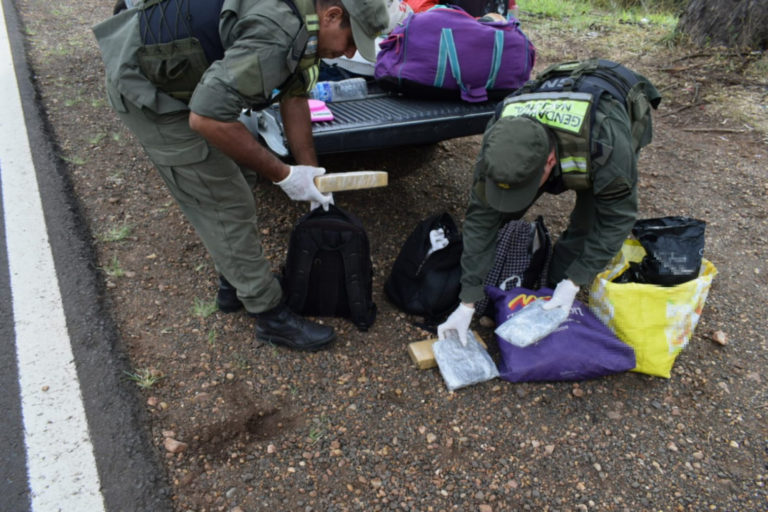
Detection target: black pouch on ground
<box><xmin>384</xmin><ymin>212</ymin><xmax>463</xmax><ymax>328</ymax></box>
<box><xmin>283</xmin><ymin>205</ymin><xmax>376</xmax><ymax>331</ymax></box>
<box><xmin>615</xmin><ymin>216</ymin><xmax>706</xmax><ymax>286</ymax></box>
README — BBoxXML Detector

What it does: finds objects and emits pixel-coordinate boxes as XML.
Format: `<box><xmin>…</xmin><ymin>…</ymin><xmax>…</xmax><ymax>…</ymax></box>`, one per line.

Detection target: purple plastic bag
<box><xmin>374</xmin><ymin>7</ymin><xmax>535</xmax><ymax>103</ymax></box>
<box><xmin>486</xmin><ymin>286</ymin><xmax>636</xmax><ymax>382</ymax></box>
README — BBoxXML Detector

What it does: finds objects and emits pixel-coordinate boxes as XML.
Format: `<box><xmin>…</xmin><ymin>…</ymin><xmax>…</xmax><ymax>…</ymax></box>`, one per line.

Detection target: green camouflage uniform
<box><xmin>460</xmin><ymin>95</ymin><xmax>643</xmax><ymax>304</ymax></box>
<box><xmin>93</xmin><ymin>0</ymin><xmax>320</xmax><ymax>313</ymax></box>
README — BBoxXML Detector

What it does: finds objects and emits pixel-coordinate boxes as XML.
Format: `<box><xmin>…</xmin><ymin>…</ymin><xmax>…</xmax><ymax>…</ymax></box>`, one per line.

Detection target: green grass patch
<box><xmin>308</xmin><ymin>414</ymin><xmax>331</xmax><ymax>444</ymax></box>
<box><xmin>124</xmin><ymin>368</ymin><xmax>163</xmax><ymax>389</ymax></box>
<box><xmin>102</xmin><ymin>255</ymin><xmax>125</xmax><ymax>278</ymax></box>
<box><xmin>518</xmin><ymin>0</ymin><xmax>678</xmax><ymax>29</ymax></box>
<box><xmin>59</xmin><ymin>153</ymin><xmax>87</xmax><ymax>165</ymax></box>
<box><xmin>87</xmin><ymin>132</ymin><xmax>107</xmax><ymax>145</ymax></box>
<box><xmin>98</xmin><ymin>222</ymin><xmax>132</xmax><ymax>242</ymax></box>
<box><xmin>192</xmin><ymin>297</ymin><xmax>218</xmax><ymax>318</ymax></box>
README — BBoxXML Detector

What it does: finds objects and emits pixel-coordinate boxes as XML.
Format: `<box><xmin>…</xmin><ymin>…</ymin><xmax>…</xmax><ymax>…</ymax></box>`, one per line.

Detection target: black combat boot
<box><xmin>254</xmin><ymin>303</ymin><xmax>335</xmax><ymax>351</ymax></box>
<box><xmin>216</xmin><ymin>275</ymin><xmax>244</xmax><ymax>313</ymax></box>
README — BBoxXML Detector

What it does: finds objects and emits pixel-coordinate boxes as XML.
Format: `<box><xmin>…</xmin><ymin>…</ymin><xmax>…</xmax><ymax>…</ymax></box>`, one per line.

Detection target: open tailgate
<box><xmin>240</xmin><ymin>92</ymin><xmax>497</xmax><ymax>157</ymax></box>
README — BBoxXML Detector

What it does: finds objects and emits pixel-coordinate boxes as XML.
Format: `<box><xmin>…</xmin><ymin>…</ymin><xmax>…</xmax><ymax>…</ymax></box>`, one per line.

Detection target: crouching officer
<box><xmin>93</xmin><ymin>0</ymin><xmax>390</xmax><ymax>351</ymax></box>
<box><xmin>438</xmin><ymin>59</ymin><xmax>662</xmax><ymax>345</ymax></box>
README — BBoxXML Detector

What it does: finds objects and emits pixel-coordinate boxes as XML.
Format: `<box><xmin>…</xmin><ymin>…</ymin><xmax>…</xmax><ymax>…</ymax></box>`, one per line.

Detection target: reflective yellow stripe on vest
<box><xmin>559</xmin><ymin>156</ymin><xmax>587</xmax><ymax>175</ymax></box>
<box><xmin>305</xmin><ymin>13</ymin><xmax>319</xmax><ymax>31</ymax></box>
<box><xmin>304</xmin><ymin>63</ymin><xmax>319</xmax><ymax>92</ymax></box>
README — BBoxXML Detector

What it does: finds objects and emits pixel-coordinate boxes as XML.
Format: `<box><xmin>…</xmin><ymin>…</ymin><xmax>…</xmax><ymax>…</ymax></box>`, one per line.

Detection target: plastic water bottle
<box><xmin>310</xmin><ymin>78</ymin><xmax>367</xmax><ymax>102</ymax></box>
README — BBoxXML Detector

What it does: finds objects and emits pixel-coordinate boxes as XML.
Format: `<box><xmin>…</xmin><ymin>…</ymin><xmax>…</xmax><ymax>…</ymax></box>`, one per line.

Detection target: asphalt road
<box><xmin>0</xmin><ymin>0</ymin><xmax>171</xmax><ymax>510</ymax></box>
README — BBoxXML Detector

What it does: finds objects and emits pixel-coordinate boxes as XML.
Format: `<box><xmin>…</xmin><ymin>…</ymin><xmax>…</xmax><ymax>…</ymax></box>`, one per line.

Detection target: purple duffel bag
<box><xmin>487</xmin><ymin>286</ymin><xmax>636</xmax><ymax>382</ymax></box>
<box><xmin>374</xmin><ymin>6</ymin><xmax>535</xmax><ymax>103</ymax></box>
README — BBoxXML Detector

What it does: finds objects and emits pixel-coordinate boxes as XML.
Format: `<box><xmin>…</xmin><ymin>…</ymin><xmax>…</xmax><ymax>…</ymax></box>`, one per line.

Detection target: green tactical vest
<box><xmin>135</xmin><ymin>0</ymin><xmax>319</xmax><ymax>104</ymax></box>
<box><xmin>499</xmin><ymin>91</ymin><xmax>596</xmax><ymax>190</ymax></box>
<box><xmin>498</xmin><ymin>59</ymin><xmax>661</xmax><ymax>191</ymax></box>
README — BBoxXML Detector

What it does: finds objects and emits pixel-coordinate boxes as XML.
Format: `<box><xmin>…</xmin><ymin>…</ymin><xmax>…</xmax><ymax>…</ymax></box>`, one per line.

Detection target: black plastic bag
<box><xmin>619</xmin><ymin>216</ymin><xmax>706</xmax><ymax>286</ymax></box>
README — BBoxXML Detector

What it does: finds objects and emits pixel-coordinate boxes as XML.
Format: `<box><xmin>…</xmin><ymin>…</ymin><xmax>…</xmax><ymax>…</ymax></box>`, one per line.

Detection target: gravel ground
<box><xmin>14</xmin><ymin>0</ymin><xmax>768</xmax><ymax>510</ymax></box>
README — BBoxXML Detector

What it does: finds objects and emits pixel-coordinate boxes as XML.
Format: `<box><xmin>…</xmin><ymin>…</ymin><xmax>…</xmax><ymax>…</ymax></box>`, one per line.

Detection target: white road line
<box><xmin>0</xmin><ymin>2</ymin><xmax>106</xmax><ymax>511</ymax></box>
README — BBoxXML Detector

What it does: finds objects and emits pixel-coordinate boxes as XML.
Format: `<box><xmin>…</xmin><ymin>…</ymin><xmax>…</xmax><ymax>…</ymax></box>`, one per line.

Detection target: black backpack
<box><xmin>384</xmin><ymin>212</ymin><xmax>462</xmax><ymax>325</ymax></box>
<box><xmin>283</xmin><ymin>205</ymin><xmax>376</xmax><ymax>331</ymax></box>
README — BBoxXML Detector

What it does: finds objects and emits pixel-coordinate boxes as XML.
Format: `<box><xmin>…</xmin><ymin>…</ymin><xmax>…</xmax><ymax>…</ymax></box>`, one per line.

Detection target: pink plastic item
<box><xmin>308</xmin><ymin>99</ymin><xmax>334</xmax><ymax>122</ymax></box>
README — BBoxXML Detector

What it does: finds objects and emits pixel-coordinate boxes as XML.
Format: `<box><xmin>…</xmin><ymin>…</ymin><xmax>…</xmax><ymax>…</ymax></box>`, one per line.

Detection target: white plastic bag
<box><xmin>494</xmin><ymin>299</ymin><xmax>568</xmax><ymax>348</ymax></box>
<box><xmin>433</xmin><ymin>331</ymin><xmax>499</xmax><ymax>391</ymax></box>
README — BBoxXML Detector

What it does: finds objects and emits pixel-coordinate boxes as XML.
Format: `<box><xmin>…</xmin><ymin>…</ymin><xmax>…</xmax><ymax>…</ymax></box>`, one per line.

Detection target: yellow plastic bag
<box><xmin>589</xmin><ymin>239</ymin><xmax>718</xmax><ymax>378</ymax></box>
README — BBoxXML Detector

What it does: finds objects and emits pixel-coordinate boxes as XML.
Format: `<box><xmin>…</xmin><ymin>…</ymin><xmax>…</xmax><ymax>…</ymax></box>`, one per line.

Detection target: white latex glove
<box><xmin>437</xmin><ymin>303</ymin><xmax>475</xmax><ymax>346</ymax></box>
<box><xmin>542</xmin><ymin>278</ymin><xmax>579</xmax><ymax>313</ymax></box>
<box><xmin>310</xmin><ymin>193</ymin><xmax>335</xmax><ymax>212</ymax></box>
<box><xmin>427</xmin><ymin>228</ymin><xmax>448</xmax><ymax>256</ymax></box>
<box><xmin>275</xmin><ymin>165</ymin><xmax>333</xmax><ymax>211</ymax></box>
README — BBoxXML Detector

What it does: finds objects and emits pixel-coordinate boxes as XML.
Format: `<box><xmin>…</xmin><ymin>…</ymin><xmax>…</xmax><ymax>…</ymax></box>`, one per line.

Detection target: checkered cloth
<box><xmin>475</xmin><ymin>218</ymin><xmax>550</xmax><ymax>316</ymax></box>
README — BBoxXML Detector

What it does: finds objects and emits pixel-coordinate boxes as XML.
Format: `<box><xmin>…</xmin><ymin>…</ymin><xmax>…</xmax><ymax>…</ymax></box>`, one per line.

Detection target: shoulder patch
<box><xmin>305</xmin><ymin>35</ymin><xmax>317</xmax><ymax>56</ymax></box>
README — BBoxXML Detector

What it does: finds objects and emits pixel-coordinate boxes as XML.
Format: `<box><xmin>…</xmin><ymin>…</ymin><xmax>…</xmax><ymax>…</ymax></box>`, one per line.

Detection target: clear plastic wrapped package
<box><xmin>494</xmin><ymin>299</ymin><xmax>568</xmax><ymax>348</ymax></box>
<box><xmin>433</xmin><ymin>331</ymin><xmax>499</xmax><ymax>391</ymax></box>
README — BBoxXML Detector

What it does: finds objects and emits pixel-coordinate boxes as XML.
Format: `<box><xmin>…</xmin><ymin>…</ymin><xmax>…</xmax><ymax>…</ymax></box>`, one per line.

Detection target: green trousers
<box><xmin>106</xmin><ymin>82</ymin><xmax>283</xmax><ymax>313</ymax></box>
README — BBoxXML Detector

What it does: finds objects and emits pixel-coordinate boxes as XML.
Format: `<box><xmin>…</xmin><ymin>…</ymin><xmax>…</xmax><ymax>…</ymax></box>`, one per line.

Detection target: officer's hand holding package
<box><xmin>93</xmin><ymin>0</ymin><xmax>390</xmax><ymax>351</ymax></box>
<box><xmin>438</xmin><ymin>69</ymin><xmax>660</xmax><ymax>345</ymax></box>
<box><xmin>276</xmin><ymin>165</ymin><xmax>333</xmax><ymax>210</ymax></box>
<box><xmin>437</xmin><ymin>303</ymin><xmax>475</xmax><ymax>346</ymax></box>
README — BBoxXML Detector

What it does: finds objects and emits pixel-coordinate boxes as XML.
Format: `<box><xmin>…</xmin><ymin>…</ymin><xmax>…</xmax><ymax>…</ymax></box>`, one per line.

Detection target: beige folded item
<box><xmin>314</xmin><ymin>170</ymin><xmax>388</xmax><ymax>193</ymax></box>
<box><xmin>408</xmin><ymin>331</ymin><xmax>487</xmax><ymax>370</ymax></box>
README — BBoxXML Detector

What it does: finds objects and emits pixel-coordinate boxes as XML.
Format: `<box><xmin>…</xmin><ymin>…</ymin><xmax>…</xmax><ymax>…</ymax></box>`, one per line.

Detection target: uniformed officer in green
<box><xmin>438</xmin><ymin>60</ymin><xmax>661</xmax><ymax>346</ymax></box>
<box><xmin>93</xmin><ymin>0</ymin><xmax>390</xmax><ymax>351</ymax></box>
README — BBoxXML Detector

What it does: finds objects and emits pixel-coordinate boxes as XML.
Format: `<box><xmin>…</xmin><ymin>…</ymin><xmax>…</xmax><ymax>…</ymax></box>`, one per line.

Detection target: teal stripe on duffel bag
<box><xmin>486</xmin><ymin>30</ymin><xmax>504</xmax><ymax>89</ymax></box>
<box><xmin>436</xmin><ymin>28</ymin><xmax>467</xmax><ymax>95</ymax></box>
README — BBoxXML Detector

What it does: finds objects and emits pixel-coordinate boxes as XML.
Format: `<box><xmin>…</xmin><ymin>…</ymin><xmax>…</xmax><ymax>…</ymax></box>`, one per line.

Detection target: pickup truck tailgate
<box><xmin>241</xmin><ymin>93</ymin><xmax>497</xmax><ymax>157</ymax></box>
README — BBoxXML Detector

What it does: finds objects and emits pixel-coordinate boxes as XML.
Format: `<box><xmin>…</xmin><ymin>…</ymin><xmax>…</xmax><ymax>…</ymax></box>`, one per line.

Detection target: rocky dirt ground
<box><xmin>14</xmin><ymin>0</ymin><xmax>768</xmax><ymax>510</ymax></box>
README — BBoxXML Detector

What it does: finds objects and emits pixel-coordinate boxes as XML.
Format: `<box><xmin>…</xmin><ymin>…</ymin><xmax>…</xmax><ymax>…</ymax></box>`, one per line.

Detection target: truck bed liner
<box><xmin>242</xmin><ymin>92</ymin><xmax>498</xmax><ymax>157</ymax></box>
<box><xmin>310</xmin><ymin>95</ymin><xmax>497</xmax><ymax>154</ymax></box>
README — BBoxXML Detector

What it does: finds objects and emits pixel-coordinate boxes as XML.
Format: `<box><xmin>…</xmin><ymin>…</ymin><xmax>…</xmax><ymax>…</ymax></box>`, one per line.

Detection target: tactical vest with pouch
<box><xmin>135</xmin><ymin>0</ymin><xmax>319</xmax><ymax>105</ymax></box>
<box><xmin>498</xmin><ymin>59</ymin><xmax>661</xmax><ymax>190</ymax></box>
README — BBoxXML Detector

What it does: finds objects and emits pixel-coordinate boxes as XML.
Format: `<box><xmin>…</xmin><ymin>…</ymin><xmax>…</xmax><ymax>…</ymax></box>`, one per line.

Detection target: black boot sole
<box><xmin>216</xmin><ymin>299</ymin><xmax>244</xmax><ymax>313</ymax></box>
<box><xmin>255</xmin><ymin>331</ymin><xmax>336</xmax><ymax>351</ymax></box>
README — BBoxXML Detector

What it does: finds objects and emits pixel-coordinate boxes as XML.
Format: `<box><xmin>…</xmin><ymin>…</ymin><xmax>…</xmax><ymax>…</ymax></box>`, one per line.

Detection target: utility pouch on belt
<box><xmin>138</xmin><ymin>38</ymin><xmax>209</xmax><ymax>102</ymax></box>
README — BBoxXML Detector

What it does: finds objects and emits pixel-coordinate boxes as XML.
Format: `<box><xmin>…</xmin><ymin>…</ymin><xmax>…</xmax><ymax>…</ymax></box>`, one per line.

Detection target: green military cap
<box><xmin>341</xmin><ymin>0</ymin><xmax>390</xmax><ymax>62</ymax></box>
<box><xmin>482</xmin><ymin>116</ymin><xmax>550</xmax><ymax>213</ymax></box>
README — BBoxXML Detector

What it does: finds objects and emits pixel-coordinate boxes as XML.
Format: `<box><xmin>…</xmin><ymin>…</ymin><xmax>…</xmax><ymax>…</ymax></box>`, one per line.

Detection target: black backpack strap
<box><xmin>326</xmin><ymin>206</ymin><xmax>376</xmax><ymax>330</ymax></box>
<box><xmin>340</xmin><ymin>236</ymin><xmax>376</xmax><ymax>331</ymax></box>
<box><xmin>285</xmin><ymin>227</ymin><xmax>320</xmax><ymax>313</ymax></box>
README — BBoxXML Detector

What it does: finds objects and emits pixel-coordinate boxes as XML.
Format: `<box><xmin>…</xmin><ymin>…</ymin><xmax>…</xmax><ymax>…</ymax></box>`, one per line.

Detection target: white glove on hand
<box><xmin>427</xmin><ymin>228</ymin><xmax>449</xmax><ymax>256</ymax></box>
<box><xmin>276</xmin><ymin>165</ymin><xmax>333</xmax><ymax>211</ymax></box>
<box><xmin>310</xmin><ymin>194</ymin><xmax>335</xmax><ymax>212</ymax></box>
<box><xmin>542</xmin><ymin>278</ymin><xmax>579</xmax><ymax>313</ymax></box>
<box><xmin>437</xmin><ymin>303</ymin><xmax>475</xmax><ymax>346</ymax></box>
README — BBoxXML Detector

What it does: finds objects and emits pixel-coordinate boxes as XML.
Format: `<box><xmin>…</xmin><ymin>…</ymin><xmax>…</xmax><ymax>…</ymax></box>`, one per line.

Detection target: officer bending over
<box><xmin>438</xmin><ymin>60</ymin><xmax>661</xmax><ymax>346</ymax></box>
<box><xmin>93</xmin><ymin>0</ymin><xmax>390</xmax><ymax>351</ymax></box>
